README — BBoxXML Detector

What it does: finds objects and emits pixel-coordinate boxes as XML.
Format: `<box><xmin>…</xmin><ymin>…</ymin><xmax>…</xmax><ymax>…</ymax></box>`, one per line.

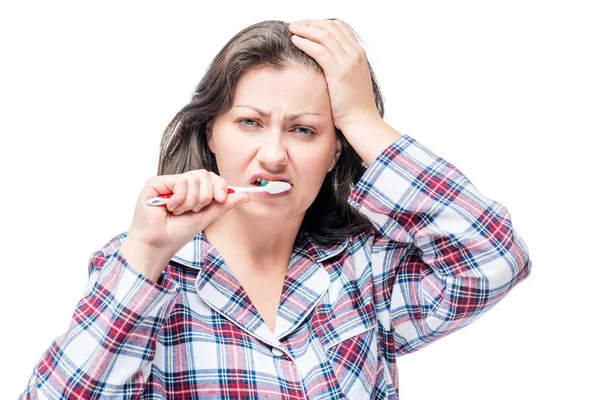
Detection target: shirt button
<box><xmin>271</xmin><ymin>347</ymin><xmax>285</xmax><ymax>357</ymax></box>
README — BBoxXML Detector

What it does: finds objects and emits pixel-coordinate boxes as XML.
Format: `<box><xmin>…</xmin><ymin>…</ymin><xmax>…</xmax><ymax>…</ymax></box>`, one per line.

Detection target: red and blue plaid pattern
<box><xmin>20</xmin><ymin>134</ymin><xmax>531</xmax><ymax>399</ymax></box>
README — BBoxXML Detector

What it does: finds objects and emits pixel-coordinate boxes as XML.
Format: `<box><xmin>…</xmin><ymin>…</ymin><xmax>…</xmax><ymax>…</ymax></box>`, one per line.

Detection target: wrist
<box><xmin>118</xmin><ymin>238</ymin><xmax>171</xmax><ymax>282</ymax></box>
<box><xmin>336</xmin><ymin>111</ymin><xmax>383</xmax><ymax>133</ymax></box>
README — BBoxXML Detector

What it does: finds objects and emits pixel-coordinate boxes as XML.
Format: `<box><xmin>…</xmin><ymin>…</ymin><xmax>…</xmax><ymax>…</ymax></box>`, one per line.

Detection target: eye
<box><xmin>236</xmin><ymin>118</ymin><xmax>315</xmax><ymax>136</ymax></box>
<box><xmin>294</xmin><ymin>126</ymin><xmax>315</xmax><ymax>136</ymax></box>
<box><xmin>237</xmin><ymin>118</ymin><xmax>259</xmax><ymax>127</ymax></box>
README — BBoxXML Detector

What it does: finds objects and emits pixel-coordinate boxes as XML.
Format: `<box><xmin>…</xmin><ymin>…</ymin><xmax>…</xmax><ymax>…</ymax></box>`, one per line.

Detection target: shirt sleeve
<box><xmin>347</xmin><ymin>134</ymin><xmax>532</xmax><ymax>356</ymax></box>
<box><xmin>19</xmin><ymin>233</ymin><xmax>180</xmax><ymax>399</ymax></box>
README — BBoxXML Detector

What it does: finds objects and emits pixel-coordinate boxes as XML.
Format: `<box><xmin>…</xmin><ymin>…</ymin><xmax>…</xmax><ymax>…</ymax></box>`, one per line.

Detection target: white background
<box><xmin>1</xmin><ymin>1</ymin><xmax>598</xmax><ymax>398</ymax></box>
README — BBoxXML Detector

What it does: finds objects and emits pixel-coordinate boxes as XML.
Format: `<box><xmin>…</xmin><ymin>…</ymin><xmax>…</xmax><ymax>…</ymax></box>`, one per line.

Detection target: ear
<box><xmin>206</xmin><ymin>119</ymin><xmax>215</xmax><ymax>153</ymax></box>
<box><xmin>328</xmin><ymin>138</ymin><xmax>342</xmax><ymax>172</ymax></box>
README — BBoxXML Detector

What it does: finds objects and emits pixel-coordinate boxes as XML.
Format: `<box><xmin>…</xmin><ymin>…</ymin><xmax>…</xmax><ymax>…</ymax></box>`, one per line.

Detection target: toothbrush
<box><xmin>146</xmin><ymin>180</ymin><xmax>292</xmax><ymax>206</ymax></box>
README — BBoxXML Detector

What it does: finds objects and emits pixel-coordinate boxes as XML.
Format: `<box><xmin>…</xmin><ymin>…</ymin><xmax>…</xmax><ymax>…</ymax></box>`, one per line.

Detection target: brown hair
<box><xmin>157</xmin><ymin>19</ymin><xmax>386</xmax><ymax>246</ymax></box>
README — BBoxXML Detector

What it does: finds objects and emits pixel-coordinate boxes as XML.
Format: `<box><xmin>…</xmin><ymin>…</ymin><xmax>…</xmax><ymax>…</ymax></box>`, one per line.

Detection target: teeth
<box><xmin>254</xmin><ymin>178</ymin><xmax>271</xmax><ymax>186</ymax></box>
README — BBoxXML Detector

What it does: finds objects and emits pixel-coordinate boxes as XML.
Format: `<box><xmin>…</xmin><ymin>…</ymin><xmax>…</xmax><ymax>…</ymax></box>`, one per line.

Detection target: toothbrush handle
<box><xmin>146</xmin><ymin>186</ymin><xmax>258</xmax><ymax>206</ymax></box>
<box><xmin>227</xmin><ymin>186</ymin><xmax>265</xmax><ymax>193</ymax></box>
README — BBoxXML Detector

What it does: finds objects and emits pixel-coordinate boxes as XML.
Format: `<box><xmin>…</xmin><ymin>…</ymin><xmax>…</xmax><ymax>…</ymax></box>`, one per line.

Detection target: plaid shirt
<box><xmin>20</xmin><ymin>134</ymin><xmax>532</xmax><ymax>399</ymax></box>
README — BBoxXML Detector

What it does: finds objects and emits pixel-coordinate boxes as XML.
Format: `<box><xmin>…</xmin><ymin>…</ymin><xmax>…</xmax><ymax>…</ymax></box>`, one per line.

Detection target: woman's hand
<box><xmin>288</xmin><ymin>19</ymin><xmax>380</xmax><ymax>130</ymax></box>
<box><xmin>119</xmin><ymin>169</ymin><xmax>250</xmax><ymax>281</ymax></box>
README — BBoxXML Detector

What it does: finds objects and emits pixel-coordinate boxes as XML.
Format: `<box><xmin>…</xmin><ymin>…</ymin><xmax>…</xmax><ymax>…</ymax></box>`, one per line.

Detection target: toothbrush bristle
<box><xmin>261</xmin><ymin>180</ymin><xmax>271</xmax><ymax>187</ymax></box>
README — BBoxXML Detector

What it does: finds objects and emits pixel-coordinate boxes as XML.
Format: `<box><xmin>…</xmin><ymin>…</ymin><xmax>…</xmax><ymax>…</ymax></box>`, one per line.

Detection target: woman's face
<box><xmin>207</xmin><ymin>66</ymin><xmax>341</xmax><ymax>222</ymax></box>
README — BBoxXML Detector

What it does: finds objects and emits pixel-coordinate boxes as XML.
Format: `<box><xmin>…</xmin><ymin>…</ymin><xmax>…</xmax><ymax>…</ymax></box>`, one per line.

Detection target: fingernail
<box><xmin>242</xmin><ymin>198</ymin><xmax>250</xmax><ymax>203</ymax></box>
<box><xmin>192</xmin><ymin>205</ymin><xmax>202</xmax><ymax>212</ymax></box>
<box><xmin>218</xmin><ymin>189</ymin><xmax>226</xmax><ymax>200</ymax></box>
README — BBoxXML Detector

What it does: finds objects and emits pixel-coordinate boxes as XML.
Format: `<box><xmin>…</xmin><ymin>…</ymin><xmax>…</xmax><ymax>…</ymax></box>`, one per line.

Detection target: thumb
<box><xmin>222</xmin><ymin>192</ymin><xmax>251</xmax><ymax>211</ymax></box>
<box><xmin>200</xmin><ymin>192</ymin><xmax>250</xmax><ymax>225</ymax></box>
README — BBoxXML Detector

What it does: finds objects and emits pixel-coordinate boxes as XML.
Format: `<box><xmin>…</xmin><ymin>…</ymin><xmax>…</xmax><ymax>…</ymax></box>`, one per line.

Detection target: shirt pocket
<box><xmin>317</xmin><ymin>304</ymin><xmax>380</xmax><ymax>398</ymax></box>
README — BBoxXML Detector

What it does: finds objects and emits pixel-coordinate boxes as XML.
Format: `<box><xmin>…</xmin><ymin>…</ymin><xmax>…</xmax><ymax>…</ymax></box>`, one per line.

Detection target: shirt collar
<box><xmin>171</xmin><ymin>229</ymin><xmax>349</xmax><ymax>268</ymax></box>
<box><xmin>169</xmin><ymin>229</ymin><xmax>349</xmax><ymax>346</ymax></box>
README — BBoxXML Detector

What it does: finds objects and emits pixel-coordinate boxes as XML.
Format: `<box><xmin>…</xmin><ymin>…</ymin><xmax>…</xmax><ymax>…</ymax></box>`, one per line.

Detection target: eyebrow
<box><xmin>234</xmin><ymin>105</ymin><xmax>324</xmax><ymax>121</ymax></box>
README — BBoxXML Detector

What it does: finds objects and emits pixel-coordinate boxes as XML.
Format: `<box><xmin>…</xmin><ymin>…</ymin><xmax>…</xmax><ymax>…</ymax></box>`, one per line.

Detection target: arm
<box><xmin>347</xmin><ymin>131</ymin><xmax>532</xmax><ymax>356</ymax></box>
<box><xmin>19</xmin><ymin>233</ymin><xmax>179</xmax><ymax>399</ymax></box>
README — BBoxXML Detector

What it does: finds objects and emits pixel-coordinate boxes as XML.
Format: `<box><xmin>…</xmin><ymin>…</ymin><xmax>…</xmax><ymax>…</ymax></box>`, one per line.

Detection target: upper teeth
<box><xmin>255</xmin><ymin>178</ymin><xmax>270</xmax><ymax>185</ymax></box>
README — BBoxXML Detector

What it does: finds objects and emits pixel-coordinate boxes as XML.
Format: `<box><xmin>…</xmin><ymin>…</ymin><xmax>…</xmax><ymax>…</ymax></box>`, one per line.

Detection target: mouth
<box><xmin>250</xmin><ymin>176</ymin><xmax>292</xmax><ymax>187</ymax></box>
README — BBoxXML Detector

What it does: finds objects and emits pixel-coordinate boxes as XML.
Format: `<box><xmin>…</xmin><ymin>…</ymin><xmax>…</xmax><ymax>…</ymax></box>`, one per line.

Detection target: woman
<box><xmin>21</xmin><ymin>19</ymin><xmax>532</xmax><ymax>399</ymax></box>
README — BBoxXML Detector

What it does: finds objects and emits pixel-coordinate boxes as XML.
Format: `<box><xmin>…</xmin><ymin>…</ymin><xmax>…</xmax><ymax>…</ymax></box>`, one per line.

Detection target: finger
<box><xmin>197</xmin><ymin>191</ymin><xmax>249</xmax><ymax>228</ymax></box>
<box><xmin>290</xmin><ymin>34</ymin><xmax>338</xmax><ymax>73</ymax></box>
<box><xmin>168</xmin><ymin>177</ymin><xmax>189</xmax><ymax>212</ymax></box>
<box><xmin>174</xmin><ymin>175</ymin><xmax>200</xmax><ymax>215</ymax></box>
<box><xmin>146</xmin><ymin>175</ymin><xmax>174</xmax><ymax>204</ymax></box>
<box><xmin>291</xmin><ymin>19</ymin><xmax>354</xmax><ymax>55</ymax></box>
<box><xmin>194</xmin><ymin>169</ymin><xmax>213</xmax><ymax>212</ymax></box>
<box><xmin>224</xmin><ymin>192</ymin><xmax>250</xmax><ymax>209</ymax></box>
<box><xmin>330</xmin><ymin>19</ymin><xmax>365</xmax><ymax>52</ymax></box>
<box><xmin>317</xmin><ymin>19</ymin><xmax>366</xmax><ymax>59</ymax></box>
<box><xmin>212</xmin><ymin>191</ymin><xmax>249</xmax><ymax>211</ymax></box>
<box><xmin>289</xmin><ymin>22</ymin><xmax>350</xmax><ymax>66</ymax></box>
<box><xmin>209</xmin><ymin>171</ymin><xmax>228</xmax><ymax>204</ymax></box>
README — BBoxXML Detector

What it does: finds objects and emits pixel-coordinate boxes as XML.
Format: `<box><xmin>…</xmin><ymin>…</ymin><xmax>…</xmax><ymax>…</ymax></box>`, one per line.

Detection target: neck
<box><xmin>204</xmin><ymin>206</ymin><xmax>305</xmax><ymax>272</ymax></box>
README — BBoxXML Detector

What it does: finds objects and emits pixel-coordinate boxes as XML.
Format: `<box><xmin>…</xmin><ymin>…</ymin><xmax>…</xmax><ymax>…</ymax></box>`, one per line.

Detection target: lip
<box><xmin>249</xmin><ymin>173</ymin><xmax>293</xmax><ymax>186</ymax></box>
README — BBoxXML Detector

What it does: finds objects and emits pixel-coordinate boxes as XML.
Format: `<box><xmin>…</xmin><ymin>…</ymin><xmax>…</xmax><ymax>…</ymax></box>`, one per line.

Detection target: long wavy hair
<box><xmin>157</xmin><ymin>19</ymin><xmax>386</xmax><ymax>246</ymax></box>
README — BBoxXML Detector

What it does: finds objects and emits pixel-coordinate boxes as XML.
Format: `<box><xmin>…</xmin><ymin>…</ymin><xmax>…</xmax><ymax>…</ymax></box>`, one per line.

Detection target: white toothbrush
<box><xmin>146</xmin><ymin>181</ymin><xmax>292</xmax><ymax>206</ymax></box>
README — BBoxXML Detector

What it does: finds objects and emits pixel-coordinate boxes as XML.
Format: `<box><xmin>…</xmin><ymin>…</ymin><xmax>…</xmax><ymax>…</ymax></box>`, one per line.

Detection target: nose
<box><xmin>255</xmin><ymin>130</ymin><xmax>288</xmax><ymax>167</ymax></box>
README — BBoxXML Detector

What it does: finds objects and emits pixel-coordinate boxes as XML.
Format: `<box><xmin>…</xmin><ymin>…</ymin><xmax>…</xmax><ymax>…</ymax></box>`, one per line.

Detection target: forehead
<box><xmin>232</xmin><ymin>66</ymin><xmax>331</xmax><ymax>113</ymax></box>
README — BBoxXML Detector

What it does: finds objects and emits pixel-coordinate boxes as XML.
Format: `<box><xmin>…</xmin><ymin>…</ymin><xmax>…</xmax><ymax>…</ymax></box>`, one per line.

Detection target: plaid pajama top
<box><xmin>21</xmin><ymin>134</ymin><xmax>532</xmax><ymax>399</ymax></box>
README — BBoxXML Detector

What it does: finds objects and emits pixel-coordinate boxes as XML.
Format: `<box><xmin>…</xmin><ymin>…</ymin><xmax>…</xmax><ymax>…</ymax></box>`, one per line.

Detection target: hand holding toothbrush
<box><xmin>145</xmin><ymin>180</ymin><xmax>292</xmax><ymax>206</ymax></box>
<box><xmin>119</xmin><ymin>169</ymin><xmax>288</xmax><ymax>282</ymax></box>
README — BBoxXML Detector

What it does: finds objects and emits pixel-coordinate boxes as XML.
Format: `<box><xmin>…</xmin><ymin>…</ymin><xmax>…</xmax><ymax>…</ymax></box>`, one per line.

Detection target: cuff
<box><xmin>91</xmin><ymin>248</ymin><xmax>180</xmax><ymax>320</ymax></box>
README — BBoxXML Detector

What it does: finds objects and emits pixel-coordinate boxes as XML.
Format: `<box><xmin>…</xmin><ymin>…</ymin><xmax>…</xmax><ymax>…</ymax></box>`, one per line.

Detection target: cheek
<box><xmin>300</xmin><ymin>153</ymin><xmax>333</xmax><ymax>185</ymax></box>
<box><xmin>212</xmin><ymin>139</ymin><xmax>250</xmax><ymax>177</ymax></box>
<box><xmin>213</xmin><ymin>127</ymin><xmax>249</xmax><ymax>156</ymax></box>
